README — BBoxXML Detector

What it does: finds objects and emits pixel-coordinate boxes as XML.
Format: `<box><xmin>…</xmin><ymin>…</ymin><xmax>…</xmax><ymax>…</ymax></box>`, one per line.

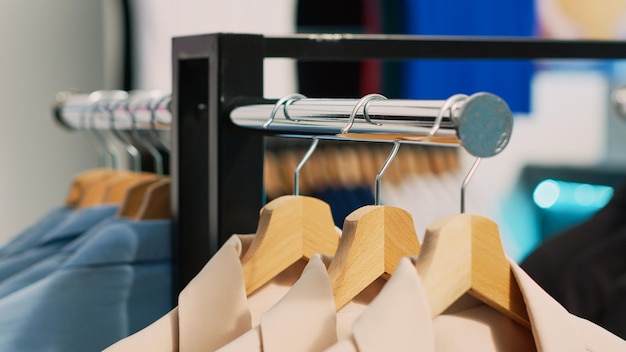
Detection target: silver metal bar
<box><xmin>54</xmin><ymin>90</ymin><xmax>171</xmax><ymax>131</ymax></box>
<box><xmin>54</xmin><ymin>90</ymin><xmax>514</xmax><ymax>158</ymax></box>
<box><xmin>231</xmin><ymin>92</ymin><xmax>514</xmax><ymax>158</ymax></box>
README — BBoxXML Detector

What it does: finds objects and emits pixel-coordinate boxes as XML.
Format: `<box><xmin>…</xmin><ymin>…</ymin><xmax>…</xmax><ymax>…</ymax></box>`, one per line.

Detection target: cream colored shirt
<box><xmin>217</xmin><ymin>254</ymin><xmax>382</xmax><ymax>352</ymax></box>
<box><xmin>326</xmin><ymin>257</ymin><xmax>626</xmax><ymax>352</ymax></box>
<box><xmin>104</xmin><ymin>235</ymin><xmax>306</xmax><ymax>352</ymax></box>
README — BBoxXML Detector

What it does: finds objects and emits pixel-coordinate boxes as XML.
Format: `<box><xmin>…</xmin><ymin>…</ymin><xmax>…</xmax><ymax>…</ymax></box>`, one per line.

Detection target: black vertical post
<box><xmin>172</xmin><ymin>34</ymin><xmax>265</xmax><ymax>291</ymax></box>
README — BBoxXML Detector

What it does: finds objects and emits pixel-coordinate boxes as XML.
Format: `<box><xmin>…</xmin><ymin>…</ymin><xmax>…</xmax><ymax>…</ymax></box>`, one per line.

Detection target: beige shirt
<box><xmin>326</xmin><ymin>257</ymin><xmax>626</xmax><ymax>352</ymax></box>
<box><xmin>104</xmin><ymin>235</ymin><xmax>306</xmax><ymax>352</ymax></box>
<box><xmin>217</xmin><ymin>254</ymin><xmax>382</xmax><ymax>352</ymax></box>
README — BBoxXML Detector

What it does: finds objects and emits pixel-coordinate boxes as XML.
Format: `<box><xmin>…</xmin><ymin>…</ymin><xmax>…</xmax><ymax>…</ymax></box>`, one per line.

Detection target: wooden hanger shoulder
<box><xmin>65</xmin><ymin>168</ymin><xmax>114</xmax><ymax>207</ymax></box>
<box><xmin>328</xmin><ymin>205</ymin><xmax>421</xmax><ymax>310</ymax></box>
<box><xmin>134</xmin><ymin>178</ymin><xmax>171</xmax><ymax>220</ymax></box>
<box><xmin>116</xmin><ymin>178</ymin><xmax>162</xmax><ymax>219</ymax></box>
<box><xmin>76</xmin><ymin>172</ymin><xmax>133</xmax><ymax>209</ymax></box>
<box><xmin>102</xmin><ymin>173</ymin><xmax>158</xmax><ymax>204</ymax></box>
<box><xmin>241</xmin><ymin>195</ymin><xmax>339</xmax><ymax>295</ymax></box>
<box><xmin>415</xmin><ymin>214</ymin><xmax>530</xmax><ymax>328</ymax></box>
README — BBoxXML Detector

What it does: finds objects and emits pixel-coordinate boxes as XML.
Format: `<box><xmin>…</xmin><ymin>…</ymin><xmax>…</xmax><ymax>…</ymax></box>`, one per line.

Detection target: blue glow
<box><xmin>533</xmin><ymin>179</ymin><xmax>614</xmax><ymax>210</ymax></box>
<box><xmin>533</xmin><ymin>179</ymin><xmax>560</xmax><ymax>208</ymax></box>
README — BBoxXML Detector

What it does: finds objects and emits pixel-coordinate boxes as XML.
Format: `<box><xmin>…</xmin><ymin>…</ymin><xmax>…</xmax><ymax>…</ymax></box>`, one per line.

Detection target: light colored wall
<box><xmin>0</xmin><ymin>1</ymin><xmax>106</xmax><ymax>243</ymax></box>
<box><xmin>130</xmin><ymin>0</ymin><xmax>297</xmax><ymax>97</ymax></box>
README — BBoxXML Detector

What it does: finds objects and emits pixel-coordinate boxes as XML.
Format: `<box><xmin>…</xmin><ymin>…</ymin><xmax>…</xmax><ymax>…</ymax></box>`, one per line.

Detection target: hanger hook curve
<box><xmin>341</xmin><ymin>93</ymin><xmax>387</xmax><ymax>134</ymax></box>
<box><xmin>107</xmin><ymin>99</ymin><xmax>142</xmax><ymax>172</ymax></box>
<box><xmin>127</xmin><ymin>94</ymin><xmax>165</xmax><ymax>176</ymax></box>
<box><xmin>374</xmin><ymin>141</ymin><xmax>401</xmax><ymax>205</ymax></box>
<box><xmin>293</xmin><ymin>137</ymin><xmax>320</xmax><ymax>196</ymax></box>
<box><xmin>460</xmin><ymin>157</ymin><xmax>482</xmax><ymax>213</ymax></box>
<box><xmin>263</xmin><ymin>93</ymin><xmax>306</xmax><ymax>129</ymax></box>
<box><xmin>428</xmin><ymin>94</ymin><xmax>468</xmax><ymax>137</ymax></box>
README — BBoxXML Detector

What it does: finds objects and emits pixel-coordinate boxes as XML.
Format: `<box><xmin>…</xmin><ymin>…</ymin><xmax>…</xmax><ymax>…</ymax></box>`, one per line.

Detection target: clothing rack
<box><xmin>53</xmin><ymin>33</ymin><xmax>626</xmax><ymax>292</ymax></box>
<box><xmin>55</xmin><ymin>89</ymin><xmax>513</xmax><ymax>159</ymax></box>
<box><xmin>171</xmin><ymin>33</ymin><xmax>626</xmax><ymax>292</ymax></box>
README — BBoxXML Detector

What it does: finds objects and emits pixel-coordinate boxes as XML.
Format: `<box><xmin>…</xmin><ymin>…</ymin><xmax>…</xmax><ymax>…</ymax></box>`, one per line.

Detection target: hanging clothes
<box><xmin>521</xmin><ymin>181</ymin><xmax>626</xmax><ymax>339</ymax></box>
<box><xmin>0</xmin><ymin>216</ymin><xmax>172</xmax><ymax>351</ymax></box>
<box><xmin>0</xmin><ymin>206</ymin><xmax>73</xmax><ymax>256</ymax></box>
<box><xmin>107</xmin><ymin>240</ymin><xmax>626</xmax><ymax>351</ymax></box>
<box><xmin>0</xmin><ymin>205</ymin><xmax>119</xmax><ymax>282</ymax></box>
<box><xmin>104</xmin><ymin>235</ymin><xmax>301</xmax><ymax>351</ymax></box>
<box><xmin>105</xmin><ymin>235</ymin><xmax>384</xmax><ymax>351</ymax></box>
<box><xmin>325</xmin><ymin>257</ymin><xmax>625</xmax><ymax>351</ymax></box>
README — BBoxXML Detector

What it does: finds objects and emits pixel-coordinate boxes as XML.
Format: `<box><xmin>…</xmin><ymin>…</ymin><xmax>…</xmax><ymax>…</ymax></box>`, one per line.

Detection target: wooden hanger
<box><xmin>241</xmin><ymin>140</ymin><xmax>340</xmax><ymax>295</ymax></box>
<box><xmin>241</xmin><ymin>195</ymin><xmax>340</xmax><ymax>295</ymax></box>
<box><xmin>327</xmin><ymin>142</ymin><xmax>422</xmax><ymax>310</ymax></box>
<box><xmin>117</xmin><ymin>178</ymin><xmax>162</xmax><ymax>219</ymax></box>
<box><xmin>327</xmin><ymin>205</ymin><xmax>421</xmax><ymax>310</ymax></box>
<box><xmin>414</xmin><ymin>214</ymin><xmax>530</xmax><ymax>328</ymax></box>
<box><xmin>75</xmin><ymin>171</ymin><xmax>135</xmax><ymax>209</ymax></box>
<box><xmin>65</xmin><ymin>168</ymin><xmax>115</xmax><ymax>207</ymax></box>
<box><xmin>134</xmin><ymin>177</ymin><xmax>171</xmax><ymax>220</ymax></box>
<box><xmin>102</xmin><ymin>172</ymin><xmax>158</xmax><ymax>204</ymax></box>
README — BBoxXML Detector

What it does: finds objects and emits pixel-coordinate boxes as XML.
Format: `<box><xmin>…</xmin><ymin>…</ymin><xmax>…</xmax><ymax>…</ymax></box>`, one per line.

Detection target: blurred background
<box><xmin>3</xmin><ymin>0</ymin><xmax>626</xmax><ymax>264</ymax></box>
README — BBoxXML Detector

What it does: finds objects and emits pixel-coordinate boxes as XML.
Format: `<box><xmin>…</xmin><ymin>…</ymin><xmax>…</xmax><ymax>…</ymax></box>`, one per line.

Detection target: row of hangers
<box><xmin>57</xmin><ymin>89</ymin><xmax>529</xmax><ymax>330</ymax></box>
<box><xmin>248</xmin><ymin>136</ymin><xmax>530</xmax><ymax>327</ymax></box>
<box><xmin>264</xmin><ymin>140</ymin><xmax>460</xmax><ymax>199</ymax></box>
<box><xmin>240</xmin><ymin>91</ymin><xmax>530</xmax><ymax>331</ymax></box>
<box><xmin>61</xmin><ymin>91</ymin><xmax>172</xmax><ymax>221</ymax></box>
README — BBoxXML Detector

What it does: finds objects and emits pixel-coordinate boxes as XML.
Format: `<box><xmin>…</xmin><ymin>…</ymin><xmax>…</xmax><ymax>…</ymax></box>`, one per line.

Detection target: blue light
<box><xmin>533</xmin><ymin>179</ymin><xmax>614</xmax><ymax>210</ymax></box>
<box><xmin>573</xmin><ymin>184</ymin><xmax>596</xmax><ymax>206</ymax></box>
<box><xmin>533</xmin><ymin>179</ymin><xmax>560</xmax><ymax>209</ymax></box>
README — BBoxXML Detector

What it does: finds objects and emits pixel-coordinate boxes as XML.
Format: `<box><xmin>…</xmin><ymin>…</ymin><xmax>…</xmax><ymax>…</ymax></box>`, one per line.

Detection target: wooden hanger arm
<box><xmin>102</xmin><ymin>173</ymin><xmax>157</xmax><ymax>204</ymax></box>
<box><xmin>65</xmin><ymin>168</ymin><xmax>114</xmax><ymax>207</ymax></box>
<box><xmin>134</xmin><ymin>178</ymin><xmax>171</xmax><ymax>220</ymax></box>
<box><xmin>416</xmin><ymin>214</ymin><xmax>530</xmax><ymax>328</ymax></box>
<box><xmin>117</xmin><ymin>178</ymin><xmax>162</xmax><ymax>219</ymax></box>
<box><xmin>241</xmin><ymin>195</ymin><xmax>339</xmax><ymax>295</ymax></box>
<box><xmin>328</xmin><ymin>205</ymin><xmax>421</xmax><ymax>310</ymax></box>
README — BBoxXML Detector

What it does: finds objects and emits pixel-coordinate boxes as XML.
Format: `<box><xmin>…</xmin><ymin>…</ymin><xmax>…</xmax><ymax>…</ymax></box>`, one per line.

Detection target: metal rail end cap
<box><xmin>456</xmin><ymin>92</ymin><xmax>513</xmax><ymax>158</ymax></box>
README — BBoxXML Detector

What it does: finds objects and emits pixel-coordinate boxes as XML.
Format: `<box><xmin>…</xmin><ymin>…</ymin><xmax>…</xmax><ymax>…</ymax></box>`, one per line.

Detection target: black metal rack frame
<box><xmin>171</xmin><ymin>33</ymin><xmax>626</xmax><ymax>291</ymax></box>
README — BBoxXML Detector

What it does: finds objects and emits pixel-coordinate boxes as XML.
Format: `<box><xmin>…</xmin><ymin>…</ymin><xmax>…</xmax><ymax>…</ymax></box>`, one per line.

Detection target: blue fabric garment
<box><xmin>0</xmin><ymin>205</ymin><xmax>119</xmax><ymax>283</ymax></box>
<box><xmin>0</xmin><ymin>206</ymin><xmax>73</xmax><ymax>256</ymax></box>
<box><xmin>402</xmin><ymin>0</ymin><xmax>535</xmax><ymax>113</ymax></box>
<box><xmin>0</xmin><ymin>218</ymin><xmax>172</xmax><ymax>351</ymax></box>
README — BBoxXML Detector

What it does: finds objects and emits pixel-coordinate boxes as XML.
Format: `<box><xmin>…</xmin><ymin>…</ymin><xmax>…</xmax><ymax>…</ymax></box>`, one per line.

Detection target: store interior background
<box><xmin>2</xmin><ymin>0</ymin><xmax>626</xmax><ymax>263</ymax></box>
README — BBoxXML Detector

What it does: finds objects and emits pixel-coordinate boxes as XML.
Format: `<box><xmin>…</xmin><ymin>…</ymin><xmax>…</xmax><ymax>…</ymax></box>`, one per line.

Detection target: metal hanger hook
<box><xmin>293</xmin><ymin>137</ymin><xmax>320</xmax><ymax>196</ymax></box>
<box><xmin>428</xmin><ymin>94</ymin><xmax>468</xmax><ymax>137</ymax></box>
<box><xmin>81</xmin><ymin>105</ymin><xmax>112</xmax><ymax>168</ymax></box>
<box><xmin>127</xmin><ymin>96</ymin><xmax>165</xmax><ymax>176</ymax></box>
<box><xmin>374</xmin><ymin>141</ymin><xmax>401</xmax><ymax>205</ymax></box>
<box><xmin>341</xmin><ymin>93</ymin><xmax>387</xmax><ymax>134</ymax></box>
<box><xmin>460</xmin><ymin>157</ymin><xmax>482</xmax><ymax>214</ymax></box>
<box><xmin>149</xmin><ymin>94</ymin><xmax>172</xmax><ymax>152</ymax></box>
<box><xmin>106</xmin><ymin>99</ymin><xmax>142</xmax><ymax>172</ymax></box>
<box><xmin>263</xmin><ymin>93</ymin><xmax>306</xmax><ymax>129</ymax></box>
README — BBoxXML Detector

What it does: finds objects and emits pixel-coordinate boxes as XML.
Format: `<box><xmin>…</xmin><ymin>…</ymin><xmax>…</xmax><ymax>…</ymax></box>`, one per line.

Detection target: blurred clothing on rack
<box><xmin>107</xmin><ymin>235</ymin><xmax>625</xmax><ymax>351</ymax></box>
<box><xmin>105</xmin><ymin>234</ymin><xmax>310</xmax><ymax>351</ymax></box>
<box><xmin>0</xmin><ymin>206</ymin><xmax>72</xmax><ymax>256</ymax></box>
<box><xmin>264</xmin><ymin>143</ymin><xmax>464</xmax><ymax>231</ymax></box>
<box><xmin>0</xmin><ymin>205</ymin><xmax>119</xmax><ymax>282</ymax></box>
<box><xmin>522</xmin><ymin>181</ymin><xmax>626</xmax><ymax>339</ymax></box>
<box><xmin>0</xmin><ymin>204</ymin><xmax>173</xmax><ymax>351</ymax></box>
